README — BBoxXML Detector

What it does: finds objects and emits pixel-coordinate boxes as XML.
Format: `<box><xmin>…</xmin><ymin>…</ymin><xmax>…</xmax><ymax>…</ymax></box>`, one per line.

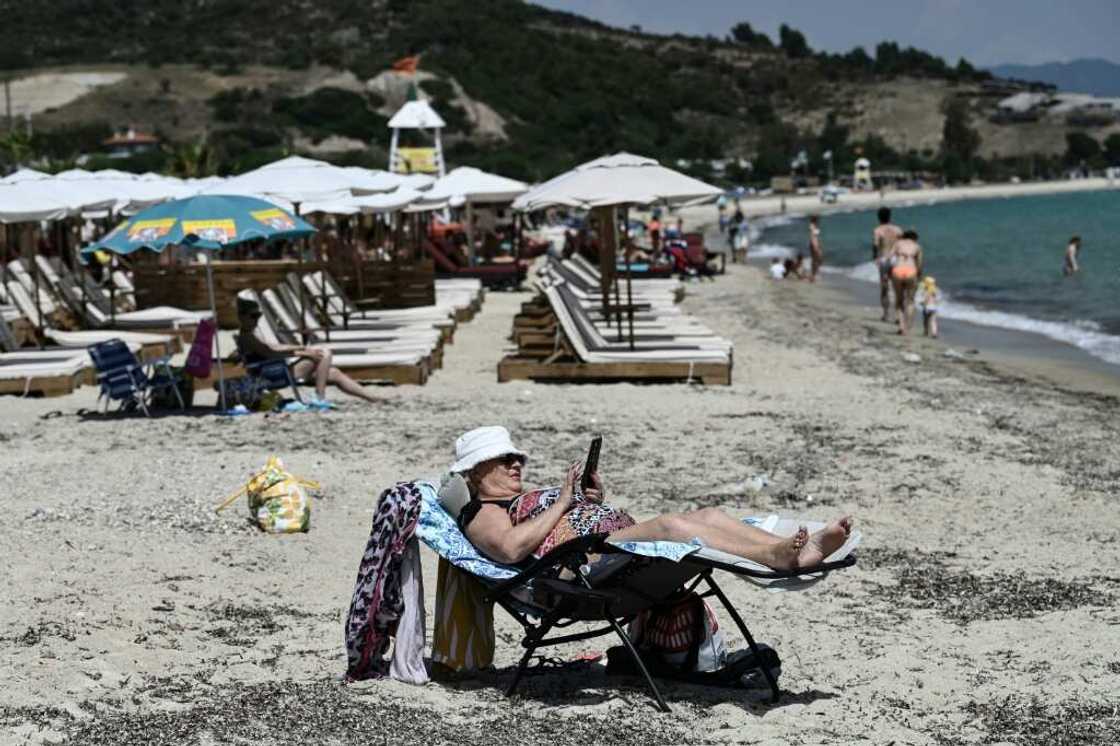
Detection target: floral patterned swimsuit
<box><xmin>459</xmin><ymin>486</ymin><xmax>635</xmax><ymax>559</ymax></box>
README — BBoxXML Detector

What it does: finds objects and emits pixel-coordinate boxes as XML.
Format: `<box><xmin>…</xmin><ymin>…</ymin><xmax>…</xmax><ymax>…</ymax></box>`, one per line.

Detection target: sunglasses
<box><xmin>498</xmin><ymin>453</ymin><xmax>525</xmax><ymax>467</ymax></box>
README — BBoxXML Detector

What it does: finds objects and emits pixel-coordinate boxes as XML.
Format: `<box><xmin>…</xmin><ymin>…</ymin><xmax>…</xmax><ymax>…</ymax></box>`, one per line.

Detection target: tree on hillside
<box><xmin>779</xmin><ymin>24</ymin><xmax>811</xmax><ymax>59</ymax></box>
<box><xmin>729</xmin><ymin>22</ymin><xmax>772</xmax><ymax>48</ymax></box>
<box><xmin>941</xmin><ymin>98</ymin><xmax>981</xmax><ymax>182</ymax></box>
<box><xmin>1104</xmin><ymin>133</ymin><xmax>1120</xmax><ymax>165</ymax></box>
<box><xmin>1064</xmin><ymin>132</ymin><xmax>1100</xmax><ymax>166</ymax></box>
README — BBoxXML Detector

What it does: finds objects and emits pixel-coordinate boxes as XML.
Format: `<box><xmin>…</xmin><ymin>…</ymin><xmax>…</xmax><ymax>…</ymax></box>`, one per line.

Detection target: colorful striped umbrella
<box><xmin>82</xmin><ymin>195</ymin><xmax>317</xmax><ymax>411</ymax></box>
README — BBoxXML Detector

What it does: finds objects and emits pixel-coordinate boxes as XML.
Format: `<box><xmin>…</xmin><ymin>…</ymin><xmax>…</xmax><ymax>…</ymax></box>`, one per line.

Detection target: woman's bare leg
<box><xmin>611</xmin><ymin>512</ymin><xmax>852</xmax><ymax>570</ymax></box>
<box><xmin>686</xmin><ymin>507</ymin><xmax>784</xmax><ymax>546</ymax></box>
<box><xmin>326</xmin><ymin>367</ymin><xmax>381</xmax><ymax>403</ymax></box>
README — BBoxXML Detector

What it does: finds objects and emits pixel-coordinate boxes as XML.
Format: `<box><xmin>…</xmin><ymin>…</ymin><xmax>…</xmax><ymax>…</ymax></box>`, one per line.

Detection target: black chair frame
<box><xmin>479</xmin><ymin>533</ymin><xmax>856</xmax><ymax>712</ymax></box>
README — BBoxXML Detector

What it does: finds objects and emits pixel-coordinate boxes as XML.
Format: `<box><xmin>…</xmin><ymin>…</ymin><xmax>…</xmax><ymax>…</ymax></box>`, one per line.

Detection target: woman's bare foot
<box><xmin>770</xmin><ymin>526</ymin><xmax>809</xmax><ymax>570</ymax></box>
<box><xmin>795</xmin><ymin>517</ymin><xmax>852</xmax><ymax>568</ymax></box>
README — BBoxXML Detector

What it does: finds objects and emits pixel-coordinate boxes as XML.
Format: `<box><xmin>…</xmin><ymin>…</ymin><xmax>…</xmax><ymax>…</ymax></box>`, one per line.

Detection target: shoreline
<box><xmin>714</xmin><ymin>176</ymin><xmax>1118</xmax><ymax>219</ymax></box>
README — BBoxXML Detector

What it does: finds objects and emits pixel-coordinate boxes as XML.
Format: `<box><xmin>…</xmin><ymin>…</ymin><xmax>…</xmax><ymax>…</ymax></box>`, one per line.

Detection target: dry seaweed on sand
<box><xmin>933</xmin><ymin>697</ymin><xmax>1120</xmax><ymax>745</ymax></box>
<box><xmin>51</xmin><ymin>680</ymin><xmax>700</xmax><ymax>746</ymax></box>
<box><xmin>863</xmin><ymin>548</ymin><xmax>1112</xmax><ymax>623</ymax></box>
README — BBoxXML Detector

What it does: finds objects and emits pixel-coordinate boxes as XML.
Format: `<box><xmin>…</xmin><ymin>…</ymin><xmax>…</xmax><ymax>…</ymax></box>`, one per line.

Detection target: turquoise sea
<box><xmin>754</xmin><ymin>190</ymin><xmax>1120</xmax><ymax>366</ymax></box>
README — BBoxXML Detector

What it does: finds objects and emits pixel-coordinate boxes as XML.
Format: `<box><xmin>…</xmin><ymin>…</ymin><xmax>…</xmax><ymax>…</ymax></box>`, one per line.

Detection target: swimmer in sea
<box><xmin>889</xmin><ymin>230</ymin><xmax>923</xmax><ymax>336</ymax></box>
<box><xmin>1063</xmin><ymin>235</ymin><xmax>1081</xmax><ymax>276</ymax></box>
<box><xmin>873</xmin><ymin>207</ymin><xmax>904</xmax><ymax>322</ymax></box>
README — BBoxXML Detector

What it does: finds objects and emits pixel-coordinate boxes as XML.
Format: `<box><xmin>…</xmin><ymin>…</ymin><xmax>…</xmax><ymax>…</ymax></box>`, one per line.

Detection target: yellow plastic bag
<box><xmin>215</xmin><ymin>456</ymin><xmax>320</xmax><ymax>533</ymax></box>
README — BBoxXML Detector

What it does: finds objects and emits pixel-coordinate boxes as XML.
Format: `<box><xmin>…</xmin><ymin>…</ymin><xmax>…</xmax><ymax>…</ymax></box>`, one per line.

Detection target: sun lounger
<box><xmin>264</xmin><ymin>286</ymin><xmax>444</xmax><ymax>361</ymax></box>
<box><xmin>237</xmin><ymin>290</ymin><xmax>433</xmax><ymax>385</ymax></box>
<box><xmin>413</xmin><ymin>482</ymin><xmax>858</xmax><ymax>711</ymax></box>
<box><xmin>553</xmin><ymin>284</ymin><xmax>731</xmax><ymax>351</ymax></box>
<box><xmin>252</xmin><ymin>289</ymin><xmax>443</xmax><ymax>370</ymax></box>
<box><xmin>276</xmin><ymin>280</ymin><xmax>456</xmax><ymax>346</ymax></box>
<box><xmin>425</xmin><ymin>240</ymin><xmax>527</xmax><ymax>290</ymax></box>
<box><xmin>0</xmin><ymin>356</ymin><xmax>87</xmax><ymax>397</ymax></box>
<box><xmin>499</xmin><ymin>285</ymin><xmax>733</xmax><ymax>385</ymax></box>
<box><xmin>301</xmin><ymin>271</ymin><xmax>460</xmax><ymax>326</ymax></box>
<box><xmin>8</xmin><ymin>262</ymin><xmax>207</xmax><ymax>337</ymax></box>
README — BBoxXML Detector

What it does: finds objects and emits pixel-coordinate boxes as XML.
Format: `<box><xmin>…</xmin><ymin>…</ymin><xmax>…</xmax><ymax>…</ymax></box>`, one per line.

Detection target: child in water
<box><xmin>917</xmin><ymin>276</ymin><xmax>940</xmax><ymax>338</ymax></box>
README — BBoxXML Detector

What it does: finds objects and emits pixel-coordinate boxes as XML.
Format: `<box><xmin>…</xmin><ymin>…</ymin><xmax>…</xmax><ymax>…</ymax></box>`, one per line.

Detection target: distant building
<box><xmin>102</xmin><ymin>128</ymin><xmax>160</xmax><ymax>159</ymax></box>
<box><xmin>995</xmin><ymin>91</ymin><xmax>1120</xmax><ymax>125</ymax></box>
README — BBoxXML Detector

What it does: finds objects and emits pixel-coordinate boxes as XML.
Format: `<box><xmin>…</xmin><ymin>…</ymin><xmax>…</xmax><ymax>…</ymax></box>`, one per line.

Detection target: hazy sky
<box><xmin>533</xmin><ymin>1</ymin><xmax>1119</xmax><ymax>66</ymax></box>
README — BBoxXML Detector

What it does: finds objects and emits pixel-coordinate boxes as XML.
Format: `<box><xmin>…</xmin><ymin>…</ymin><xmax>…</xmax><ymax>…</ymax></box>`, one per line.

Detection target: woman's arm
<box><xmin>466</xmin><ymin>462</ymin><xmax>579</xmax><ymax>564</ymax></box>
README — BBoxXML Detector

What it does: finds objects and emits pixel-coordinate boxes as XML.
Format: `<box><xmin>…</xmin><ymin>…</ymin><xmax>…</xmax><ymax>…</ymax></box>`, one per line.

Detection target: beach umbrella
<box><xmin>204</xmin><ymin>156</ymin><xmax>401</xmax><ymax>205</ymax></box>
<box><xmin>515</xmin><ymin>153</ymin><xmax>722</xmax><ymax>349</ymax></box>
<box><xmin>81</xmin><ymin>194</ymin><xmax>316</xmax><ymax>411</ymax></box>
<box><xmin>421</xmin><ymin>167</ymin><xmax>528</xmax><ymax>260</ymax></box>
<box><xmin>512</xmin><ymin>152</ymin><xmax>722</xmax><ymax>212</ymax></box>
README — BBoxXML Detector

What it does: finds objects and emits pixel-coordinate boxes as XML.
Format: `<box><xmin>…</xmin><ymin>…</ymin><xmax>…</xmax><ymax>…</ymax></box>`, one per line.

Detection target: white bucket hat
<box><xmin>449</xmin><ymin>426</ymin><xmax>527</xmax><ymax>473</ymax></box>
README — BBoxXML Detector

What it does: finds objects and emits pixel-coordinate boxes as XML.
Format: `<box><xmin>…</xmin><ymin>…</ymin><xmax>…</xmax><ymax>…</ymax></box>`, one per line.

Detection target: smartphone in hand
<box><xmin>580</xmin><ymin>435</ymin><xmax>602</xmax><ymax>491</ymax></box>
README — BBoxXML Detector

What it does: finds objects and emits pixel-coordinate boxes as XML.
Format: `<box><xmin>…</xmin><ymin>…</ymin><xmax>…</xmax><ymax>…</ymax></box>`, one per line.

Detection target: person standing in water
<box><xmin>873</xmin><ymin>207</ymin><xmax>904</xmax><ymax>322</ymax></box>
<box><xmin>889</xmin><ymin>230</ymin><xmax>923</xmax><ymax>335</ymax></box>
<box><xmin>807</xmin><ymin>215</ymin><xmax>823</xmax><ymax>282</ymax></box>
<box><xmin>1063</xmin><ymin>235</ymin><xmax>1081</xmax><ymax>275</ymax></box>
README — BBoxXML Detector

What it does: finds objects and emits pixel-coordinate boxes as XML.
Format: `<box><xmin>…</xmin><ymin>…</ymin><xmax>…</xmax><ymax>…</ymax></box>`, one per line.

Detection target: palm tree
<box><xmin>169</xmin><ymin>138</ymin><xmax>216</xmax><ymax>178</ymax></box>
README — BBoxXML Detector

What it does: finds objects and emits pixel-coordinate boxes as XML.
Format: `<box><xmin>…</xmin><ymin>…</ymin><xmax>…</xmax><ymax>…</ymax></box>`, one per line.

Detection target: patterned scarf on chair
<box><xmin>344</xmin><ymin>481</ymin><xmax>423</xmax><ymax>681</ymax></box>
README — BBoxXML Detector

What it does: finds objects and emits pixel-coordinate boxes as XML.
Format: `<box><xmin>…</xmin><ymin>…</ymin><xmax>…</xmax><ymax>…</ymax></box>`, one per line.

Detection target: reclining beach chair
<box><xmin>87</xmin><ymin>338</ymin><xmax>184</xmax><ymax>416</ymax></box>
<box><xmin>413</xmin><ymin>482</ymin><xmax>858</xmax><ymax>712</ymax></box>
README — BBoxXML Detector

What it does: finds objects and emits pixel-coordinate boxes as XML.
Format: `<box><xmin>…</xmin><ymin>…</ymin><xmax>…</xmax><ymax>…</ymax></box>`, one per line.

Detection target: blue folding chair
<box><xmin>245</xmin><ymin>357</ymin><xmax>303</xmax><ymax>404</ymax></box>
<box><xmin>87</xmin><ymin>339</ymin><xmax>184</xmax><ymax>416</ymax></box>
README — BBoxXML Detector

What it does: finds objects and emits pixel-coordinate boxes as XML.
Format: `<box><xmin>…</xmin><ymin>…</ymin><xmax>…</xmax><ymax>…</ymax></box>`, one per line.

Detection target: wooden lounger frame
<box><xmin>0</xmin><ymin>368</ymin><xmax>83</xmax><ymax>398</ymax></box>
<box><xmin>498</xmin><ymin>289</ymin><xmax>732</xmax><ymax>386</ymax></box>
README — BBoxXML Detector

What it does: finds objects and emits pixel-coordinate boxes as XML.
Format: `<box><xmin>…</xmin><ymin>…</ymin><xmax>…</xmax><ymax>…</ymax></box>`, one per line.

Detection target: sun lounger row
<box><xmin>498</xmin><ymin>278</ymin><xmax>732</xmax><ymax>385</ymax></box>
<box><xmin>236</xmin><ymin>268</ymin><xmax>486</xmax><ymax>387</ymax></box>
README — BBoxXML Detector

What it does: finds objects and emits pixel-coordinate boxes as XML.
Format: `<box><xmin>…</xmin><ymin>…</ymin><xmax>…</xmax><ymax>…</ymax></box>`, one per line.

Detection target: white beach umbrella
<box><xmin>206</xmin><ymin>156</ymin><xmax>399</xmax><ymax>206</ymax></box>
<box><xmin>0</xmin><ymin>183</ymin><xmax>75</xmax><ymax>222</ymax></box>
<box><xmin>0</xmin><ymin>168</ymin><xmax>51</xmax><ymax>184</ymax></box>
<box><xmin>420</xmin><ymin>166</ymin><xmax>528</xmax><ymax>205</ymax></box>
<box><xmin>513</xmin><ymin>152</ymin><xmax>722</xmax><ymax>211</ymax></box>
<box><xmin>351</xmin><ymin>188</ymin><xmax>430</xmax><ymax>214</ymax></box>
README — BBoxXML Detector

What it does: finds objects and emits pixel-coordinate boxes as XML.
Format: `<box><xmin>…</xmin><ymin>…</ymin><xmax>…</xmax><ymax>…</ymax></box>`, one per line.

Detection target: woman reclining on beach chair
<box><xmin>447</xmin><ymin>427</ymin><xmax>852</xmax><ymax>569</ymax></box>
<box><xmin>236</xmin><ymin>296</ymin><xmax>381</xmax><ymax>405</ymax></box>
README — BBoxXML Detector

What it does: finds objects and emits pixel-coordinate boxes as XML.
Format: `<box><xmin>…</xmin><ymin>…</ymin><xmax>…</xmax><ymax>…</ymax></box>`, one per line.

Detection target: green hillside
<box><xmin>2</xmin><ymin>0</ymin><xmax>1106</xmax><ymax>183</ymax></box>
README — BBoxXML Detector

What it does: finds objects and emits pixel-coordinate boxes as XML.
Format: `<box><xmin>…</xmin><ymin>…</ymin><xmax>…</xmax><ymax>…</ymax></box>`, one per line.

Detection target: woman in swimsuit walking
<box><xmin>889</xmin><ymin>230</ymin><xmax>923</xmax><ymax>336</ymax></box>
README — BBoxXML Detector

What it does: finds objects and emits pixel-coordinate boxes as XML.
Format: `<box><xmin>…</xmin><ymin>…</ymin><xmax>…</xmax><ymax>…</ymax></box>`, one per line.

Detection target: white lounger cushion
<box><xmin>0</xmin><ymin>358</ymin><xmax>87</xmax><ymax>380</ymax></box>
<box><xmin>45</xmin><ymin>328</ymin><xmax>175</xmax><ymax>348</ymax></box>
<box><xmin>546</xmin><ymin>285</ymin><xmax>730</xmax><ymax>364</ymax></box>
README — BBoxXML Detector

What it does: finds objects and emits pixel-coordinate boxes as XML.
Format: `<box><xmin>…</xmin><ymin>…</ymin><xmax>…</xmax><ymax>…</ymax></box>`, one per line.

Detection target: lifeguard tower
<box><xmin>853</xmin><ymin>157</ymin><xmax>873</xmax><ymax>190</ymax></box>
<box><xmin>387</xmin><ymin>99</ymin><xmax>446</xmax><ymax>177</ymax></box>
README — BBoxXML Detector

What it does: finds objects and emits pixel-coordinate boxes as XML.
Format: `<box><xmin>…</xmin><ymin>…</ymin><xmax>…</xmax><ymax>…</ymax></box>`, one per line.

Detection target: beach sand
<box><xmin>2</xmin><ymin>245</ymin><xmax>1119</xmax><ymax>744</ymax></box>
